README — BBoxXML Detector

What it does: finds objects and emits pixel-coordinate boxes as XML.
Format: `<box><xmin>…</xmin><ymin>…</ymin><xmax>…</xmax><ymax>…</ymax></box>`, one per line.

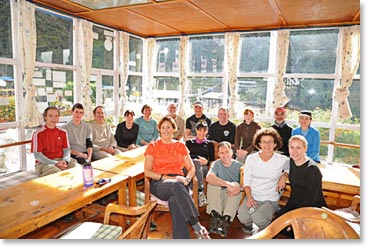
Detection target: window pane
<box><xmin>156</xmin><ymin>39</ymin><xmax>179</xmax><ymax>73</ymax></box>
<box><xmin>285</xmin><ymin>78</ymin><xmax>333</xmax><ymax>121</ymax></box>
<box><xmin>36</xmin><ymin>9</ymin><xmax>73</xmax><ymax>65</ymax></box>
<box><xmin>237</xmin><ymin>77</ymin><xmax>267</xmax><ymax>115</ymax></box>
<box><xmin>189</xmin><ymin>77</ymin><xmax>223</xmax><ymax>113</ymax></box>
<box><xmin>0</xmin><ymin>0</ymin><xmax>12</xmax><ymax>58</ymax></box>
<box><xmin>129</xmin><ymin>36</ymin><xmax>143</xmax><ymax>72</ymax></box>
<box><xmin>0</xmin><ymin>128</ymin><xmax>20</xmax><ymax>175</ymax></box>
<box><xmin>0</xmin><ymin>64</ymin><xmax>15</xmax><ymax>122</ymax></box>
<box><xmin>92</xmin><ymin>26</ymin><xmax>114</xmax><ymax>69</ymax></box>
<box><xmin>102</xmin><ymin>75</ymin><xmax>114</xmax><ymax>112</ymax></box>
<box><xmin>89</xmin><ymin>75</ymin><xmax>97</xmax><ymax>105</ymax></box>
<box><xmin>239</xmin><ymin>33</ymin><xmax>270</xmax><ymax>73</ymax></box>
<box><xmin>126</xmin><ymin>75</ymin><xmax>142</xmax><ymax>113</ymax></box>
<box><xmin>190</xmin><ymin>36</ymin><xmax>224</xmax><ymax>73</ymax></box>
<box><xmin>333</xmin><ymin>129</ymin><xmax>360</xmax><ymax>165</ymax></box>
<box><xmin>287</xmin><ymin>29</ymin><xmax>338</xmax><ymax>74</ymax></box>
<box><xmin>33</xmin><ymin>68</ymin><xmax>74</xmax><ymax>116</ymax></box>
<box><xmin>153</xmin><ymin>76</ymin><xmax>179</xmax><ymax>106</ymax></box>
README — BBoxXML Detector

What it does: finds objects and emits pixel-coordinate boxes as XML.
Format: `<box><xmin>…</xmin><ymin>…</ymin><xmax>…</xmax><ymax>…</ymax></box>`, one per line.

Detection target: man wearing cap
<box><xmin>271</xmin><ymin>107</ymin><xmax>293</xmax><ymax>157</ymax></box>
<box><xmin>185</xmin><ymin>100</ymin><xmax>212</xmax><ymax>140</ymax></box>
<box><xmin>291</xmin><ymin>110</ymin><xmax>321</xmax><ymax>163</ymax></box>
<box><xmin>167</xmin><ymin>102</ymin><xmax>185</xmax><ymax>141</ymax></box>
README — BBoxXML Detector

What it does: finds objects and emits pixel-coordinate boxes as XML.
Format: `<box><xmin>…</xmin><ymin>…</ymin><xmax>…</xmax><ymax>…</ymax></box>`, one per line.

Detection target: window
<box><xmin>190</xmin><ymin>36</ymin><xmax>224</xmax><ymax>73</ymax></box>
<box><xmin>237</xmin><ymin>77</ymin><xmax>267</xmax><ymax>114</ymax></box>
<box><xmin>0</xmin><ymin>64</ymin><xmax>15</xmax><ymax>122</ymax></box>
<box><xmin>126</xmin><ymin>75</ymin><xmax>142</xmax><ymax>108</ymax></box>
<box><xmin>92</xmin><ymin>26</ymin><xmax>114</xmax><ymax>69</ymax></box>
<box><xmin>285</xmin><ymin>79</ymin><xmax>334</xmax><ymax>121</ymax></box>
<box><xmin>129</xmin><ymin>36</ymin><xmax>143</xmax><ymax>72</ymax></box>
<box><xmin>0</xmin><ymin>0</ymin><xmax>12</xmax><ymax>58</ymax></box>
<box><xmin>239</xmin><ymin>33</ymin><xmax>270</xmax><ymax>73</ymax></box>
<box><xmin>337</xmin><ymin>79</ymin><xmax>360</xmax><ymax>124</ymax></box>
<box><xmin>286</xmin><ymin>29</ymin><xmax>338</xmax><ymax>74</ymax></box>
<box><xmin>188</xmin><ymin>77</ymin><xmax>223</xmax><ymax>112</ymax></box>
<box><xmin>0</xmin><ymin>127</ymin><xmax>21</xmax><ymax>174</ymax></box>
<box><xmin>102</xmin><ymin>75</ymin><xmax>114</xmax><ymax>112</ymax></box>
<box><xmin>36</xmin><ymin>9</ymin><xmax>73</xmax><ymax>65</ymax></box>
<box><xmin>156</xmin><ymin>39</ymin><xmax>179</xmax><ymax>73</ymax></box>
<box><xmin>33</xmin><ymin>68</ymin><xmax>74</xmax><ymax>116</ymax></box>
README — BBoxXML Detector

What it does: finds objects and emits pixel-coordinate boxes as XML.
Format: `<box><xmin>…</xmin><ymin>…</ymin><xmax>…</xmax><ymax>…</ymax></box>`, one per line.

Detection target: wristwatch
<box><xmin>185</xmin><ymin>177</ymin><xmax>192</xmax><ymax>183</ymax></box>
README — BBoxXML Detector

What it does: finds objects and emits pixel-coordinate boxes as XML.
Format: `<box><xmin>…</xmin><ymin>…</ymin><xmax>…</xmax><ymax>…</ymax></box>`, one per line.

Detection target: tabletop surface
<box><xmin>0</xmin><ymin>166</ymin><xmax>129</xmax><ymax>238</ymax></box>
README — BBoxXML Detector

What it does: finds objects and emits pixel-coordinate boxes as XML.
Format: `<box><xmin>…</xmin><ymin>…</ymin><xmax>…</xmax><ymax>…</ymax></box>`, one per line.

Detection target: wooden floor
<box><xmin>21</xmin><ymin>196</ymin><xmax>288</xmax><ymax>240</ymax></box>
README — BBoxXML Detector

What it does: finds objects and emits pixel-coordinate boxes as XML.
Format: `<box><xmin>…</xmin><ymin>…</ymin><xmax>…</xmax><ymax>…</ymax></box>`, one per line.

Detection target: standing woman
<box><xmin>237</xmin><ymin>128</ymin><xmax>289</xmax><ymax>234</ymax></box>
<box><xmin>234</xmin><ymin>108</ymin><xmax>261</xmax><ymax>163</ymax></box>
<box><xmin>144</xmin><ymin>116</ymin><xmax>210</xmax><ymax>239</ymax></box>
<box><xmin>275</xmin><ymin>135</ymin><xmax>327</xmax><ymax>218</ymax></box>
<box><xmin>114</xmin><ymin>110</ymin><xmax>139</xmax><ymax>152</ymax></box>
<box><xmin>135</xmin><ymin>104</ymin><xmax>159</xmax><ymax>146</ymax></box>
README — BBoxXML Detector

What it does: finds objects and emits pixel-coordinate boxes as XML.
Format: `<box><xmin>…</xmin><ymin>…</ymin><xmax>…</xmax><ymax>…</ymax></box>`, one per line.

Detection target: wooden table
<box><xmin>93</xmin><ymin>146</ymin><xmax>147</xmax><ymax>207</ymax></box>
<box><xmin>0</xmin><ymin>166</ymin><xmax>129</xmax><ymax>239</ymax></box>
<box><xmin>318</xmin><ymin>163</ymin><xmax>360</xmax><ymax>195</ymax></box>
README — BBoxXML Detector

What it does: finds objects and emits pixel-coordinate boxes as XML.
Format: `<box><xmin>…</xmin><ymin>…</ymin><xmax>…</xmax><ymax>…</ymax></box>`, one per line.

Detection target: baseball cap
<box><xmin>275</xmin><ymin>107</ymin><xmax>286</xmax><ymax>114</ymax></box>
<box><xmin>193</xmin><ymin>100</ymin><xmax>204</xmax><ymax>108</ymax></box>
<box><xmin>299</xmin><ymin>110</ymin><xmax>312</xmax><ymax>118</ymax></box>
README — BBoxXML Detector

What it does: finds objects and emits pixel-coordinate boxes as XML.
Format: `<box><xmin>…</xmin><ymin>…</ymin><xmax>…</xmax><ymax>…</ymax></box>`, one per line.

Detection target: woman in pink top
<box><xmin>144</xmin><ymin>116</ymin><xmax>210</xmax><ymax>239</ymax></box>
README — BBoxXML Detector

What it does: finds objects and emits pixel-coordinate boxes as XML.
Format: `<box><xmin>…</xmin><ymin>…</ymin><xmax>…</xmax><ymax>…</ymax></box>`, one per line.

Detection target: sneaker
<box><xmin>150</xmin><ymin>222</ymin><xmax>157</xmax><ymax>231</ymax></box>
<box><xmin>241</xmin><ymin>224</ymin><xmax>254</xmax><ymax>234</ymax></box>
<box><xmin>194</xmin><ymin>225</ymin><xmax>211</xmax><ymax>239</ymax></box>
<box><xmin>209</xmin><ymin>210</ymin><xmax>221</xmax><ymax>234</ymax></box>
<box><xmin>198</xmin><ymin>191</ymin><xmax>208</xmax><ymax>207</ymax></box>
<box><xmin>217</xmin><ymin>215</ymin><xmax>230</xmax><ymax>238</ymax></box>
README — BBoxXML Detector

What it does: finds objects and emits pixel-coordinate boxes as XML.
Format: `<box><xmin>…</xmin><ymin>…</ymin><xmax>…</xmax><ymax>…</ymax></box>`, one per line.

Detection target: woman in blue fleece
<box><xmin>291</xmin><ymin>110</ymin><xmax>321</xmax><ymax>163</ymax></box>
<box><xmin>134</xmin><ymin>104</ymin><xmax>159</xmax><ymax>146</ymax></box>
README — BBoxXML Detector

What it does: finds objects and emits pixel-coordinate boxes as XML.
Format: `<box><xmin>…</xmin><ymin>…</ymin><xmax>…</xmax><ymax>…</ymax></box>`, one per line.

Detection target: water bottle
<box><xmin>82</xmin><ymin>159</ymin><xmax>94</xmax><ymax>188</ymax></box>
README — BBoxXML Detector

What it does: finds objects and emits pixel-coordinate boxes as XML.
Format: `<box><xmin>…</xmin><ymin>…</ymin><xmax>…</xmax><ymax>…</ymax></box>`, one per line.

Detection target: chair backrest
<box><xmin>103</xmin><ymin>201</ymin><xmax>157</xmax><ymax>239</ymax></box>
<box><xmin>247</xmin><ymin>207</ymin><xmax>360</xmax><ymax>239</ymax></box>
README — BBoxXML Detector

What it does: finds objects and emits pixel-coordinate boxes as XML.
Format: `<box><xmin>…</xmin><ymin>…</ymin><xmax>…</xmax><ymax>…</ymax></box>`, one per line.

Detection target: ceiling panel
<box><xmin>191</xmin><ymin>0</ymin><xmax>283</xmax><ymax>30</ymax></box>
<box><xmin>32</xmin><ymin>0</ymin><xmax>361</xmax><ymax>37</ymax></box>
<box><xmin>128</xmin><ymin>1</ymin><xmax>227</xmax><ymax>34</ymax></box>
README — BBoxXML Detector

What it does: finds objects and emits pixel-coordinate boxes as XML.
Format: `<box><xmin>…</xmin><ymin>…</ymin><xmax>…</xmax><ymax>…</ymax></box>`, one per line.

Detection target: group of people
<box><xmin>31</xmin><ymin>100</ymin><xmax>325</xmax><ymax>239</ymax></box>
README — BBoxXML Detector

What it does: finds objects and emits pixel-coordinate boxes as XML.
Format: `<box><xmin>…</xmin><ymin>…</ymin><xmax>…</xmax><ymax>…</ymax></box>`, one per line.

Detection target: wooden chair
<box><xmin>58</xmin><ymin>201</ymin><xmax>157</xmax><ymax>239</ymax></box>
<box><xmin>247</xmin><ymin>207</ymin><xmax>360</xmax><ymax>239</ymax></box>
<box><xmin>144</xmin><ymin>176</ymin><xmax>198</xmax><ymax>224</ymax></box>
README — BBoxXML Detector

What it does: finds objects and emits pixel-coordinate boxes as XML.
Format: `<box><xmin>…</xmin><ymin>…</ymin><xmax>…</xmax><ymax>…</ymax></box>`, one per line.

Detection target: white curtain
<box><xmin>18</xmin><ymin>0</ymin><xmax>41</xmax><ymax>127</ymax></box>
<box><xmin>118</xmin><ymin>31</ymin><xmax>129</xmax><ymax>117</ymax></box>
<box><xmin>225</xmin><ymin>32</ymin><xmax>240</xmax><ymax>119</ymax></box>
<box><xmin>273</xmin><ymin>30</ymin><xmax>290</xmax><ymax>109</ymax></box>
<box><xmin>146</xmin><ymin>38</ymin><xmax>156</xmax><ymax>105</ymax></box>
<box><xmin>78</xmin><ymin>19</ymin><xmax>94</xmax><ymax>121</ymax></box>
<box><xmin>334</xmin><ymin>25</ymin><xmax>360</xmax><ymax>120</ymax></box>
<box><xmin>178</xmin><ymin>36</ymin><xmax>189</xmax><ymax>117</ymax></box>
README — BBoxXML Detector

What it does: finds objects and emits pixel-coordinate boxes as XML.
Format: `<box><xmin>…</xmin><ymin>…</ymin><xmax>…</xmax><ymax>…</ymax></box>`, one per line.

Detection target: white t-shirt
<box><xmin>244</xmin><ymin>152</ymin><xmax>290</xmax><ymax>201</ymax></box>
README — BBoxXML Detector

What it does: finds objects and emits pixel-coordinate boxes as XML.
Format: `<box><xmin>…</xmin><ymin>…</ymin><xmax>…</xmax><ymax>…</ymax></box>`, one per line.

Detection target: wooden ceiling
<box><xmin>32</xmin><ymin>0</ymin><xmax>360</xmax><ymax>38</ymax></box>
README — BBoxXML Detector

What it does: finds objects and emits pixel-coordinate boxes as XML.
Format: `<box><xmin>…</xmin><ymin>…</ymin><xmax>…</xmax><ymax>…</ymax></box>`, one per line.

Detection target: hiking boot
<box><xmin>217</xmin><ymin>215</ymin><xmax>230</xmax><ymax>237</ymax></box>
<box><xmin>198</xmin><ymin>191</ymin><xmax>208</xmax><ymax>207</ymax></box>
<box><xmin>194</xmin><ymin>225</ymin><xmax>211</xmax><ymax>239</ymax></box>
<box><xmin>209</xmin><ymin>210</ymin><xmax>221</xmax><ymax>234</ymax></box>
<box><xmin>241</xmin><ymin>223</ymin><xmax>254</xmax><ymax>234</ymax></box>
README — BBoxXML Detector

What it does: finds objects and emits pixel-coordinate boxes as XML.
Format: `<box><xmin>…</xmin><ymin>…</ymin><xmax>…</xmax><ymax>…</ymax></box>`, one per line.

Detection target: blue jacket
<box><xmin>134</xmin><ymin>116</ymin><xmax>159</xmax><ymax>146</ymax></box>
<box><xmin>292</xmin><ymin>126</ymin><xmax>321</xmax><ymax>163</ymax></box>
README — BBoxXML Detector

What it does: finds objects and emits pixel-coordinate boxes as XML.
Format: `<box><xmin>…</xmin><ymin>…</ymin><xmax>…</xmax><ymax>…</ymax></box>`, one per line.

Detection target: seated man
<box><xmin>206</xmin><ymin>141</ymin><xmax>243</xmax><ymax>237</ymax></box>
<box><xmin>89</xmin><ymin>106</ymin><xmax>121</xmax><ymax>160</ymax></box>
<box><xmin>31</xmin><ymin>106</ymin><xmax>77</xmax><ymax>177</ymax></box>
<box><xmin>62</xmin><ymin>103</ymin><xmax>93</xmax><ymax>164</ymax></box>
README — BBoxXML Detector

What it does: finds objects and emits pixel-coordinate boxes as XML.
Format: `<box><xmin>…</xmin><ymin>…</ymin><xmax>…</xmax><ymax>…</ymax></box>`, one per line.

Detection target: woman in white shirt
<box><xmin>237</xmin><ymin>128</ymin><xmax>290</xmax><ymax>234</ymax></box>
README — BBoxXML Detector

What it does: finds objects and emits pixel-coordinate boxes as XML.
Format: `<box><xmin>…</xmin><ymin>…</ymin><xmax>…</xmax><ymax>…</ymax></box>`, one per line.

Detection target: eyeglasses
<box><xmin>260</xmin><ymin>140</ymin><xmax>274</xmax><ymax>145</ymax></box>
<box><xmin>275</xmin><ymin>113</ymin><xmax>285</xmax><ymax>116</ymax></box>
